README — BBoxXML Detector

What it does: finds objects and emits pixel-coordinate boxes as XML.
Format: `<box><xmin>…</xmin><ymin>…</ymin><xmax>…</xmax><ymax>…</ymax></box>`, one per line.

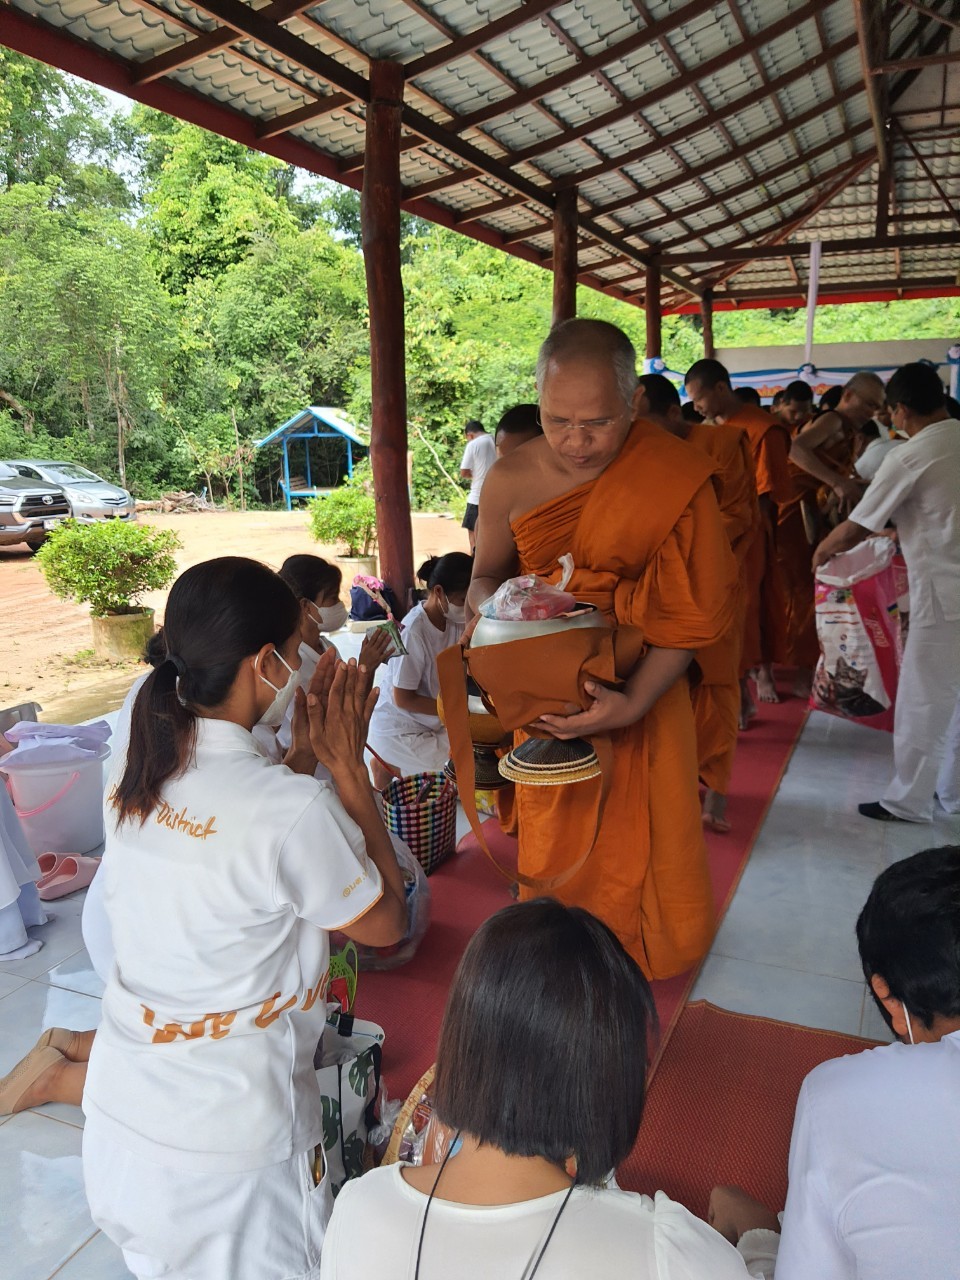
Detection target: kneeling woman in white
<box><xmin>82</xmin><ymin>557</ymin><xmax>406</xmax><ymax>1280</ymax></box>
<box><xmin>320</xmin><ymin>900</ymin><xmax>753</xmax><ymax>1280</ymax></box>
<box><xmin>366</xmin><ymin>553</ymin><xmax>471</xmax><ymax>784</ymax></box>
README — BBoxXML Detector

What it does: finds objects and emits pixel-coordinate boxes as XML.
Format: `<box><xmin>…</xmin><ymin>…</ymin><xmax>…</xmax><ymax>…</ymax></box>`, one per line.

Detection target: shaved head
<box><xmin>844</xmin><ymin>372</ymin><xmax>885</xmax><ymax>401</ymax></box>
<box><xmin>840</xmin><ymin>371</ymin><xmax>886</xmax><ymax>427</ymax></box>
<box><xmin>536</xmin><ymin>319</ymin><xmax>639</xmax><ymax>408</ymax></box>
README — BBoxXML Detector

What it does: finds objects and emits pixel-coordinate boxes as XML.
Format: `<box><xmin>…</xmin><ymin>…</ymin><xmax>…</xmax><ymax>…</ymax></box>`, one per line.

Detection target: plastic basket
<box><xmin>380</xmin><ymin>771</ymin><xmax>457</xmax><ymax>876</ymax></box>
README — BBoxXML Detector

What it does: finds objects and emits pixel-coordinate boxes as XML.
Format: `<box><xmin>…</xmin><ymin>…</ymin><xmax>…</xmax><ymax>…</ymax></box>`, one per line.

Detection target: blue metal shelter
<box><xmin>255</xmin><ymin>407</ymin><xmax>368</xmax><ymax>510</ymax></box>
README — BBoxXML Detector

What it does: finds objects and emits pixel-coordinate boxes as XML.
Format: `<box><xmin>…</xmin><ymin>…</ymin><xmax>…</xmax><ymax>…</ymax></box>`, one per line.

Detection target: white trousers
<box><xmin>84</xmin><ymin>1118</ymin><xmax>332</xmax><ymax>1280</ymax></box>
<box><xmin>883</xmin><ymin>613</ymin><xmax>960</xmax><ymax>821</ymax></box>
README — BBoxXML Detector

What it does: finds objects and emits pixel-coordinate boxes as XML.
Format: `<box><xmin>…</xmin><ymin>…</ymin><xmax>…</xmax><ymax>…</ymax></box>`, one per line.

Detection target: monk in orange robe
<box><xmin>470</xmin><ymin>321</ymin><xmax>738</xmax><ymax>980</ymax></box>
<box><xmin>775</xmin><ymin>373</ymin><xmax>883</xmax><ymax>691</ymax></box>
<box><xmin>685</xmin><ymin>359</ymin><xmax>795</xmax><ymax>709</ymax></box>
<box><xmin>637</xmin><ymin>374</ymin><xmax>759</xmax><ymax>833</ymax></box>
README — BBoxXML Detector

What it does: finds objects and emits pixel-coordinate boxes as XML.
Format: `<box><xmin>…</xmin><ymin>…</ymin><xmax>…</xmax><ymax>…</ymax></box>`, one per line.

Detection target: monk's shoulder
<box><xmin>629</xmin><ymin>416</ymin><xmax>714</xmax><ymax>483</ymax></box>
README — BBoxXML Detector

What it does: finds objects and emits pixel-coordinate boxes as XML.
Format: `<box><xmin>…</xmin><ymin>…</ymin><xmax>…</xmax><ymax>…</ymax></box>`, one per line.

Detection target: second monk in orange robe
<box><xmin>470</xmin><ymin>323</ymin><xmax>738</xmax><ymax>980</ymax></box>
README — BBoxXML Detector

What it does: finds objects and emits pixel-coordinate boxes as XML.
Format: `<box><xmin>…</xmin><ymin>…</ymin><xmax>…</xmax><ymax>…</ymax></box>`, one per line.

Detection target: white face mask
<box><xmin>441</xmin><ymin>595</ymin><xmax>466</xmax><ymax>624</ymax></box>
<box><xmin>256</xmin><ymin>650</ymin><xmax>299</xmax><ymax>727</ymax></box>
<box><xmin>311</xmin><ymin>601</ymin><xmax>348</xmax><ymax>635</ymax></box>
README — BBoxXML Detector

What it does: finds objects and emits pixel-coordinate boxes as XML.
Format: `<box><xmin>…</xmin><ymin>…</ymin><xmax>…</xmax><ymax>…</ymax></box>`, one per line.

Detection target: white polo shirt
<box><xmin>849</xmin><ymin>418</ymin><xmax>960</xmax><ymax>625</ymax></box>
<box><xmin>460</xmin><ymin>433</ymin><xmax>497</xmax><ymax>505</ymax></box>
<box><xmin>84</xmin><ymin>717</ymin><xmax>382</xmax><ymax>1172</ymax></box>
<box><xmin>776</xmin><ymin>1031</ymin><xmax>960</xmax><ymax>1279</ymax></box>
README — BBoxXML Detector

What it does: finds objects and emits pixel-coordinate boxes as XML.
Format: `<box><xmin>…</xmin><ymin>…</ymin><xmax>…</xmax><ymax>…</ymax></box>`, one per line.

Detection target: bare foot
<box><xmin>791</xmin><ymin>668</ymin><xmax>813</xmax><ymax>700</ymax></box>
<box><xmin>702</xmin><ymin>790</ymin><xmax>731</xmax><ymax>834</ymax></box>
<box><xmin>755</xmin><ymin>665</ymin><xmax>780</xmax><ymax>704</ymax></box>
<box><xmin>739</xmin><ymin>678</ymin><xmax>757</xmax><ymax>730</ymax></box>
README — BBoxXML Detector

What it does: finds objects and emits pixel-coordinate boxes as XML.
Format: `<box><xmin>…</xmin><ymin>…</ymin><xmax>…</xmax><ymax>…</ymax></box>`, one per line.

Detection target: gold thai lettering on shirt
<box><xmin>155</xmin><ymin>800</ymin><xmax>218</xmax><ymax>840</ymax></box>
<box><xmin>342</xmin><ymin>872</ymin><xmax>367</xmax><ymax>898</ymax></box>
<box><xmin>140</xmin><ymin>967</ymin><xmax>329</xmax><ymax>1044</ymax></box>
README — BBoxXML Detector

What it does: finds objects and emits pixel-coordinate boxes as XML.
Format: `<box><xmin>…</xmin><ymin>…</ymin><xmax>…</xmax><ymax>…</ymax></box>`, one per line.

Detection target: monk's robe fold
<box><xmin>728</xmin><ymin>404</ymin><xmax>794</xmax><ymax>671</ymax></box>
<box><xmin>776</xmin><ymin>424</ymin><xmax>858</xmax><ymax>668</ymax></box>
<box><xmin>685</xmin><ymin>421</ymin><xmax>760</xmax><ymax>793</ymax></box>
<box><xmin>511</xmin><ymin>418</ymin><xmax>738</xmax><ymax>979</ymax></box>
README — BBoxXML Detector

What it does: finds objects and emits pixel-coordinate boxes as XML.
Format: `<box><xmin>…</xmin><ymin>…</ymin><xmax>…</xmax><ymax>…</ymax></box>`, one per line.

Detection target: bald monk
<box><xmin>638</xmin><ymin>374</ymin><xmax>759</xmax><ymax>833</ymax></box>
<box><xmin>495</xmin><ymin>403</ymin><xmax>543</xmax><ymax>458</ymax></box>
<box><xmin>469</xmin><ymin>321</ymin><xmax>738</xmax><ymax>979</ymax></box>
<box><xmin>685</xmin><ymin>358</ymin><xmax>794</xmax><ymax>710</ymax></box>
<box><xmin>776</xmin><ymin>372</ymin><xmax>884</xmax><ymax>693</ymax></box>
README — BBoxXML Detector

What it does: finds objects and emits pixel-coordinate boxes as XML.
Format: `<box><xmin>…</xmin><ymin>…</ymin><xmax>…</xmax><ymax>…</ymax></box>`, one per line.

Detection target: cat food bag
<box><xmin>810</xmin><ymin>537</ymin><xmax>904</xmax><ymax>732</ymax></box>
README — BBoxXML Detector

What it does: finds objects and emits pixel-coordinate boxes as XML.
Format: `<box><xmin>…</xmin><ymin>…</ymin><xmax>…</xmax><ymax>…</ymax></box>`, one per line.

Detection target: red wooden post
<box><xmin>701</xmin><ymin>289</ymin><xmax>715</xmax><ymax>358</ymax></box>
<box><xmin>645</xmin><ymin>261</ymin><xmax>662</xmax><ymax>361</ymax></box>
<box><xmin>362</xmin><ymin>59</ymin><xmax>414</xmax><ymax>608</ymax></box>
<box><xmin>552</xmin><ymin>186</ymin><xmax>578</xmax><ymax>327</ymax></box>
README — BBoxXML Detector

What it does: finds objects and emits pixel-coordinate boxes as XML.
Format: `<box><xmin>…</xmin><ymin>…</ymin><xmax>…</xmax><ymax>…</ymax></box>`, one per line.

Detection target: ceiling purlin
<box><xmin>642</xmin><ymin>118</ymin><xmax>875</xmax><ymax>246</ymax></box>
<box><xmin>699</xmin><ymin>152</ymin><xmax>878</xmax><ymax>292</ymax></box>
<box><xmin>503</xmin><ymin>0</ymin><xmax>839</xmax><ymax>168</ymax></box>
<box><xmin>552</xmin><ymin>30</ymin><xmax>859</xmax><ymax>192</ymax></box>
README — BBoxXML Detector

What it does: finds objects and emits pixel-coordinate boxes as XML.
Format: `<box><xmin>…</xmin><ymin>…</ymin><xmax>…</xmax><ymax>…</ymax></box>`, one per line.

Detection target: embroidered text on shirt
<box><xmin>156</xmin><ymin>800</ymin><xmax>218</xmax><ymax>840</ymax></box>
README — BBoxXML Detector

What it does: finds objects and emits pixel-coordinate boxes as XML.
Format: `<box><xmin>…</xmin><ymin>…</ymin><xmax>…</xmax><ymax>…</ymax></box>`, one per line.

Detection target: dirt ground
<box><xmin>0</xmin><ymin>509</ymin><xmax>468</xmax><ymax>723</ymax></box>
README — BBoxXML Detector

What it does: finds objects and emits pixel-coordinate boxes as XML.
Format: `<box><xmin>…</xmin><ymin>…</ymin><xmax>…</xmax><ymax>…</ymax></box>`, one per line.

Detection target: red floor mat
<box><xmin>619</xmin><ymin>1001</ymin><xmax>881</xmax><ymax>1214</ymax></box>
<box><xmin>361</xmin><ymin>688</ymin><xmax>809</xmax><ymax>1102</ymax></box>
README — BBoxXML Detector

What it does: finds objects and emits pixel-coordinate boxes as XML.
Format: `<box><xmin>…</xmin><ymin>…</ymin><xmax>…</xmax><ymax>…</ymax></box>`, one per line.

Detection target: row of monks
<box><xmin>471</xmin><ymin>323</ymin><xmax>887</xmax><ymax>983</ymax></box>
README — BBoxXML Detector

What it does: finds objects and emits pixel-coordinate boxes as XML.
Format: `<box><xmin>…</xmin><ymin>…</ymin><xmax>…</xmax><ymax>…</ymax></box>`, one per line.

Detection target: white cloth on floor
<box><xmin>775</xmin><ymin>1030</ymin><xmax>960</xmax><ymax>1280</ymax></box>
<box><xmin>0</xmin><ymin>776</ymin><xmax>46</xmax><ymax>956</ymax></box>
<box><xmin>366</xmin><ymin>604</ymin><xmax>462</xmax><ymax>777</ymax></box>
<box><xmin>319</xmin><ymin>1165</ymin><xmax>751</xmax><ymax>1280</ymax></box>
<box><xmin>84</xmin><ymin>1117</ymin><xmax>330</xmax><ymax>1280</ymax></box>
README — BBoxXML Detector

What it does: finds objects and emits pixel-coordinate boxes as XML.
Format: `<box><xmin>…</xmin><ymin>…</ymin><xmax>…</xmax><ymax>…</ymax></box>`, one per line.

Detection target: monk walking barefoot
<box><xmin>469</xmin><ymin>322</ymin><xmax>738</xmax><ymax>979</ymax></box>
<box><xmin>755</xmin><ymin>664</ymin><xmax>780</xmax><ymax>703</ymax></box>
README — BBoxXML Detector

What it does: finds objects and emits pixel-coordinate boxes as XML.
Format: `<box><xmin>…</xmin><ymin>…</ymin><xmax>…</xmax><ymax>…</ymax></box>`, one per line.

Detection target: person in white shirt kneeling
<box><xmin>710</xmin><ymin>843</ymin><xmax>960</xmax><ymax>1280</ymax></box>
<box><xmin>320</xmin><ymin>898</ymin><xmax>753</xmax><ymax>1280</ymax></box>
<box><xmin>81</xmin><ymin>556</ymin><xmax>407</xmax><ymax>1280</ymax></box>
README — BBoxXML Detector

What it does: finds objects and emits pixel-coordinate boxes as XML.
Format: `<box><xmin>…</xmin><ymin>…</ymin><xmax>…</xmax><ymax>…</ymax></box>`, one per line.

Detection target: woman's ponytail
<box><xmin>111</xmin><ymin>557</ymin><xmax>300</xmax><ymax>826</ymax></box>
<box><xmin>113</xmin><ymin>657</ymin><xmax>197</xmax><ymax>825</ymax></box>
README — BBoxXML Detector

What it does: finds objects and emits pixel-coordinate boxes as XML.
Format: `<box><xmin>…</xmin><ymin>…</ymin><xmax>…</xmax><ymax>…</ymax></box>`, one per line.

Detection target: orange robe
<box><xmin>685</xmin><ymin>422</ymin><xmax>760</xmax><ymax>793</ymax></box>
<box><xmin>776</xmin><ymin>422</ymin><xmax>858</xmax><ymax>668</ymax></box>
<box><xmin>727</xmin><ymin>405</ymin><xmax>795</xmax><ymax>669</ymax></box>
<box><xmin>512</xmin><ymin>419</ymin><xmax>738</xmax><ymax>979</ymax></box>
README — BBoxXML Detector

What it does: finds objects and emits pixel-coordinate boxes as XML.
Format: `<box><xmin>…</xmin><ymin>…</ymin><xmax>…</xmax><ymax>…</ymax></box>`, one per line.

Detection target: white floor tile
<box><xmin>691</xmin><ymin>954</ymin><xmax>867</xmax><ymax>1036</ymax></box>
<box><xmin>711</xmin><ymin>891</ymin><xmax>866</xmax><ymax>982</ymax></box>
<box><xmin>0</xmin><ymin>969</ymin><xmax>29</xmax><ymax>998</ymax></box>
<box><xmin>0</xmin><ymin>902</ymin><xmax>86</xmax><ymax>981</ymax></box>
<box><xmin>52</xmin><ymin>1231</ymin><xmax>133</xmax><ymax>1279</ymax></box>
<box><xmin>0</xmin><ymin>981</ymin><xmax>101</xmax><ymax>1079</ymax></box>
<box><xmin>38</xmin><ymin>950</ymin><xmax>105</xmax><ymax>1000</ymax></box>
<box><xmin>0</xmin><ymin>1112</ymin><xmax>95</xmax><ymax>1280</ymax></box>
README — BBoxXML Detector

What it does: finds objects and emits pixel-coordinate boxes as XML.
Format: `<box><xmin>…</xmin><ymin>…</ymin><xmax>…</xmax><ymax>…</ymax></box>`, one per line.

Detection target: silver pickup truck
<box><xmin>0</xmin><ymin>461</ymin><xmax>71</xmax><ymax>550</ymax></box>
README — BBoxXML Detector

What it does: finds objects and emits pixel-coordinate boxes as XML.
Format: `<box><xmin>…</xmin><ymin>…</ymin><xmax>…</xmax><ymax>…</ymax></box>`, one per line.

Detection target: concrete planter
<box><xmin>91</xmin><ymin>608</ymin><xmax>155</xmax><ymax>661</ymax></box>
<box><xmin>337</xmin><ymin>555</ymin><xmax>378</xmax><ymax>583</ymax></box>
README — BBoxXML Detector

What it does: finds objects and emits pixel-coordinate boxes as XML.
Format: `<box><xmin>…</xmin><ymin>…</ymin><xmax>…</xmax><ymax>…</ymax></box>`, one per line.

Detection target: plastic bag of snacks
<box><xmin>479</xmin><ymin>554</ymin><xmax>577</xmax><ymax>621</ymax></box>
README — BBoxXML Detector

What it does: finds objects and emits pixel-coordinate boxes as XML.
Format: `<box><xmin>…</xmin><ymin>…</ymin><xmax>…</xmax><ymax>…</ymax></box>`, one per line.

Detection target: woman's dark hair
<box><xmin>144</xmin><ymin>627</ymin><xmax>167</xmax><ymax>668</ymax></box>
<box><xmin>885</xmin><ymin>362</ymin><xmax>947</xmax><ymax>415</ymax></box>
<box><xmin>433</xmin><ymin>899</ymin><xmax>657</xmax><ymax>1184</ymax></box>
<box><xmin>113</xmin><ymin>557</ymin><xmax>300</xmax><ymax>825</ymax></box>
<box><xmin>856</xmin><ymin>845</ymin><xmax>960</xmax><ymax>1030</ymax></box>
<box><xmin>278</xmin><ymin>554</ymin><xmax>342</xmax><ymax>603</ymax></box>
<box><xmin>416</xmin><ymin>552</ymin><xmax>473</xmax><ymax>595</ymax></box>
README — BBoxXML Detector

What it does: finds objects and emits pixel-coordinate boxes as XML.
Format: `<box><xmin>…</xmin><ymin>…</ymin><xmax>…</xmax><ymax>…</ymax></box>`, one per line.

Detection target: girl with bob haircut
<box><xmin>320</xmin><ymin>899</ymin><xmax>751</xmax><ymax>1279</ymax></box>
<box><xmin>81</xmin><ymin>556</ymin><xmax>406</xmax><ymax>1280</ymax></box>
<box><xmin>366</xmin><ymin>552</ymin><xmax>472</xmax><ymax>784</ymax></box>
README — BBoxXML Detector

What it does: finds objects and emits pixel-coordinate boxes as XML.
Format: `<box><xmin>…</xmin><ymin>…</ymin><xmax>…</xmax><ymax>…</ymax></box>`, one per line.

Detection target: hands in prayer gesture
<box><xmin>306</xmin><ymin>647</ymin><xmax>378</xmax><ymax>778</ymax></box>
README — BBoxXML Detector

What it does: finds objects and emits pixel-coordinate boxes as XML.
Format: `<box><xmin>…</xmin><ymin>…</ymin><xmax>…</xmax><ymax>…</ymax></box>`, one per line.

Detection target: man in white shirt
<box><xmin>814</xmin><ymin>363</ymin><xmax>960</xmax><ymax>822</ymax></box>
<box><xmin>459</xmin><ymin>419</ymin><xmax>497</xmax><ymax>550</ymax></box>
<box><xmin>711</xmin><ymin>843</ymin><xmax>960</xmax><ymax>1280</ymax></box>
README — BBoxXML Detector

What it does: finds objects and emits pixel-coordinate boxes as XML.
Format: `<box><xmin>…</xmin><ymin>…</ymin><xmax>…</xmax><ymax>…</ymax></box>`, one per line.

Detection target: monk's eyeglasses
<box><xmin>535</xmin><ymin>408</ymin><xmax>628</xmax><ymax>432</ymax></box>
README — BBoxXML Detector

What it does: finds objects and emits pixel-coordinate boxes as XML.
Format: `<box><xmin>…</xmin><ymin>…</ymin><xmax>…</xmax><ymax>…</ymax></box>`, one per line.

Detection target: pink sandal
<box><xmin>36</xmin><ymin>853</ymin><xmax>65</xmax><ymax>887</ymax></box>
<box><xmin>37</xmin><ymin>855</ymin><xmax>101</xmax><ymax>901</ymax></box>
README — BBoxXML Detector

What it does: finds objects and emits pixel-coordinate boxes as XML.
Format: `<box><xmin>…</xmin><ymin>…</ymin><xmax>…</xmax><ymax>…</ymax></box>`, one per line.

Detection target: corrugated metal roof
<box><xmin>1</xmin><ymin>0</ymin><xmax>958</xmax><ymax>310</ymax></box>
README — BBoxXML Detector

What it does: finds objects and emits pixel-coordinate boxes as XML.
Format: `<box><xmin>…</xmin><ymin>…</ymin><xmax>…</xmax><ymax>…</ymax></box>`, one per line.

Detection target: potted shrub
<box><xmin>308</xmin><ymin>464</ymin><xmax>378</xmax><ymax>580</ymax></box>
<box><xmin>37</xmin><ymin>519</ymin><xmax>181</xmax><ymax>660</ymax></box>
